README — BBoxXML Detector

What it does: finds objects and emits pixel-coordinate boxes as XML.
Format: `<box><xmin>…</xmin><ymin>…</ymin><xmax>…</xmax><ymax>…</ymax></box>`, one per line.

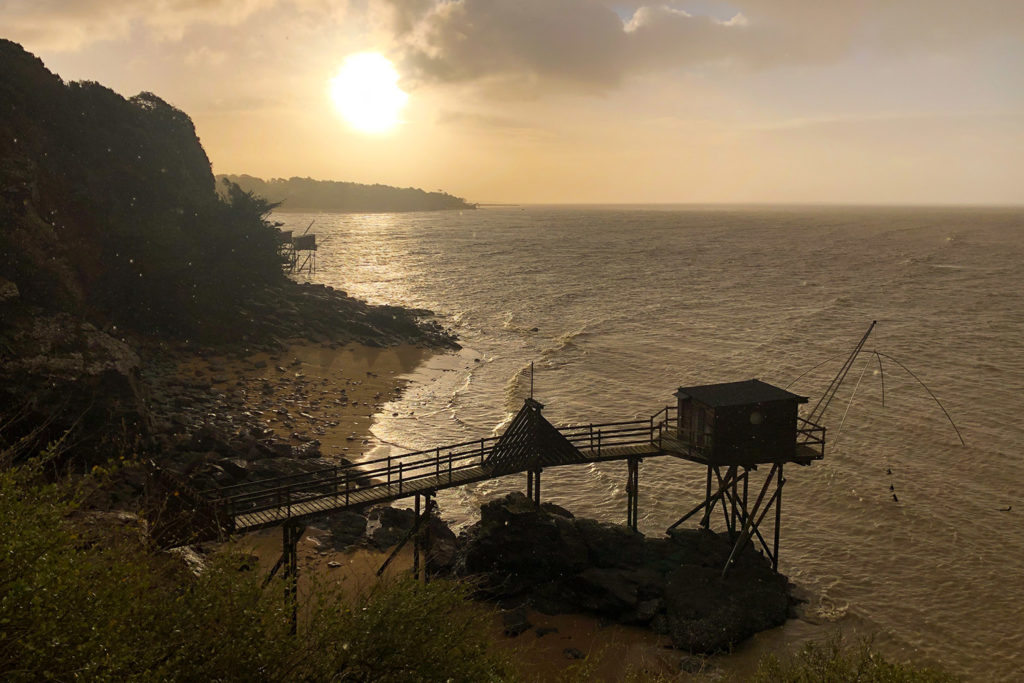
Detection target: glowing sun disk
<box><xmin>329</xmin><ymin>53</ymin><xmax>408</xmax><ymax>134</ymax></box>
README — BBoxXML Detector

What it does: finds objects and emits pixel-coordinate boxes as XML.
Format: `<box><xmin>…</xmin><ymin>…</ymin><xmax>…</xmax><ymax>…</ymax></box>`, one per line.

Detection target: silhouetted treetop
<box><xmin>218</xmin><ymin>174</ymin><xmax>476</xmax><ymax>213</ymax></box>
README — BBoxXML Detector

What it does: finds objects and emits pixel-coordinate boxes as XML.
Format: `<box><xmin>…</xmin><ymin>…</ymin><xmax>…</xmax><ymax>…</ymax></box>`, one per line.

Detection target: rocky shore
<box><xmin>290</xmin><ymin>491</ymin><xmax>792</xmax><ymax>657</ymax></box>
<box><xmin>453</xmin><ymin>492</ymin><xmax>793</xmax><ymax>654</ymax></box>
<box><xmin>0</xmin><ymin>276</ymin><xmax>457</xmax><ymax>506</ymax></box>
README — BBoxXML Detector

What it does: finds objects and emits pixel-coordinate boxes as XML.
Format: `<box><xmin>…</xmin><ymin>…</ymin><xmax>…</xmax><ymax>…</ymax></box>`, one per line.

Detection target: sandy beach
<box><xmin>175</xmin><ymin>341</ymin><xmax>430</xmax><ymax>464</ymax></box>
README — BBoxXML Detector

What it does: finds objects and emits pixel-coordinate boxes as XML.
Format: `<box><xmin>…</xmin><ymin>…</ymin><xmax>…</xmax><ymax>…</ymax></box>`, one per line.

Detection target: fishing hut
<box><xmin>278</xmin><ymin>225</ymin><xmax>317</xmax><ymax>275</ymax></box>
<box><xmin>665</xmin><ymin>379</ymin><xmax>825</xmax><ymax>574</ymax></box>
<box><xmin>291</xmin><ymin>234</ymin><xmax>317</xmax><ymax>274</ymax></box>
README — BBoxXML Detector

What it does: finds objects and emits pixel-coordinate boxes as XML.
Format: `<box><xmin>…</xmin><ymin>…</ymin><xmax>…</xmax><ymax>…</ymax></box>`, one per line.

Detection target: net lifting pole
<box><xmin>804</xmin><ymin>320</ymin><xmax>876</xmax><ymax>427</ymax></box>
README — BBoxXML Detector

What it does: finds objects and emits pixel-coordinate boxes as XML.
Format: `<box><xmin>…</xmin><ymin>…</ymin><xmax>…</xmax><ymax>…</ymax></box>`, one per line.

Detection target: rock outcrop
<box><xmin>453</xmin><ymin>492</ymin><xmax>792</xmax><ymax>653</ymax></box>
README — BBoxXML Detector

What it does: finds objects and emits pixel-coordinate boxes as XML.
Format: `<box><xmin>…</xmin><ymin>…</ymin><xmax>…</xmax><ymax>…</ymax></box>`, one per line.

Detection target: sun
<box><xmin>329</xmin><ymin>53</ymin><xmax>408</xmax><ymax>134</ymax></box>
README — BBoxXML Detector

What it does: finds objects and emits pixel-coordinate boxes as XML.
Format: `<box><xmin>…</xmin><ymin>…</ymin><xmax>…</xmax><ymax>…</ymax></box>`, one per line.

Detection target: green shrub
<box><xmin>0</xmin><ymin>462</ymin><xmax>518</xmax><ymax>681</ymax></box>
<box><xmin>752</xmin><ymin>632</ymin><xmax>957</xmax><ymax>683</ymax></box>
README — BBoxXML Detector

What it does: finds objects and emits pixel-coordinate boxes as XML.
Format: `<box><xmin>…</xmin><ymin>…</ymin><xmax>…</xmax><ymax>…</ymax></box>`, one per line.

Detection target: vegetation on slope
<box><xmin>219</xmin><ymin>174</ymin><xmax>476</xmax><ymax>213</ymax></box>
<box><xmin>0</xmin><ymin>457</ymin><xmax>516</xmax><ymax>682</ymax></box>
<box><xmin>752</xmin><ymin>632</ymin><xmax>957</xmax><ymax>683</ymax></box>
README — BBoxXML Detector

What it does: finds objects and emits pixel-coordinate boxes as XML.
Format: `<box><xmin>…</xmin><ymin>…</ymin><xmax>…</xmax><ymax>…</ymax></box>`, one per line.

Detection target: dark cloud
<box><xmin>382</xmin><ymin>0</ymin><xmax>1024</xmax><ymax>93</ymax></box>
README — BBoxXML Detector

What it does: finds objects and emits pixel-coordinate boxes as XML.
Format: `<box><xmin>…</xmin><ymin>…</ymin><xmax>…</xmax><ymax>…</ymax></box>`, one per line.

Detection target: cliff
<box><xmin>0</xmin><ymin>40</ymin><xmax>456</xmax><ymax>468</ymax></box>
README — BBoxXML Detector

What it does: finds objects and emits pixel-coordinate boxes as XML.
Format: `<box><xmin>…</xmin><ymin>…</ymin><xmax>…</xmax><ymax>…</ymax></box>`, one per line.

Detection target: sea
<box><xmin>274</xmin><ymin>205</ymin><xmax>1024</xmax><ymax>680</ymax></box>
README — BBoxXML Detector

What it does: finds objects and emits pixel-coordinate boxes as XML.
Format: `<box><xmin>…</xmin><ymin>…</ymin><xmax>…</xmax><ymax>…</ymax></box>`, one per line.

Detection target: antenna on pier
<box><xmin>530</xmin><ymin>361</ymin><xmax>534</xmax><ymax>399</ymax></box>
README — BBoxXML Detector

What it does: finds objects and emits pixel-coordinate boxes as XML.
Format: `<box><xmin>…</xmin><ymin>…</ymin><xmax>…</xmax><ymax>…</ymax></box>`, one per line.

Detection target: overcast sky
<box><xmin>4</xmin><ymin>0</ymin><xmax>1022</xmax><ymax>204</ymax></box>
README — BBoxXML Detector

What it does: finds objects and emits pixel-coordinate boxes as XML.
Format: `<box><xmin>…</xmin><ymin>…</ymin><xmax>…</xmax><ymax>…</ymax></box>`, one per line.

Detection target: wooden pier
<box><xmin>148</xmin><ymin>383</ymin><xmax>825</xmax><ymax>577</ymax></box>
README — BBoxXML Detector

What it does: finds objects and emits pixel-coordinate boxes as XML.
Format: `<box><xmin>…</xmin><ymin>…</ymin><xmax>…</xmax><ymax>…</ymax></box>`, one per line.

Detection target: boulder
<box><xmin>452</xmin><ymin>492</ymin><xmax>794</xmax><ymax>653</ymax></box>
<box><xmin>327</xmin><ymin>510</ymin><xmax>368</xmax><ymax>550</ymax></box>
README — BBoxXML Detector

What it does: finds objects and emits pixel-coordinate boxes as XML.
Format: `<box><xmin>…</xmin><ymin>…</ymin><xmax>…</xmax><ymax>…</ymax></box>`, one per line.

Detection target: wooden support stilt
<box><xmin>413</xmin><ymin>494</ymin><xmax>421</xmax><ymax>580</ymax></box>
<box><xmin>625</xmin><ymin>458</ymin><xmax>635</xmax><ymax>530</ymax></box>
<box><xmin>700</xmin><ymin>464</ymin><xmax>713</xmax><ymax>528</ymax></box>
<box><xmin>730</xmin><ymin>466</ymin><xmax>739</xmax><ymax>538</ymax></box>
<box><xmin>773</xmin><ymin>464</ymin><xmax>784</xmax><ymax>571</ymax></box>
<box><xmin>423</xmin><ymin>493</ymin><xmax>433</xmax><ymax>585</ymax></box>
<box><xmin>722</xmin><ymin>464</ymin><xmax>783</xmax><ymax>577</ymax></box>
<box><xmin>526</xmin><ymin>471</ymin><xmax>534</xmax><ymax>500</ymax></box>
<box><xmin>533</xmin><ymin>470</ymin><xmax>542</xmax><ymax>506</ymax></box>
<box><xmin>258</xmin><ymin>519</ymin><xmax>305</xmax><ymax>636</ymax></box>
<box><xmin>667</xmin><ymin>467</ymin><xmax>746</xmax><ymax>533</ymax></box>
<box><xmin>633</xmin><ymin>460</ymin><xmax>639</xmax><ymax>530</ymax></box>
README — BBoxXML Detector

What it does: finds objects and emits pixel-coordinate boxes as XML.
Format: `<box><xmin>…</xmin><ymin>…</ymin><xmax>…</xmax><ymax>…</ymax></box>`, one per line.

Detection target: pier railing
<box><xmin>796</xmin><ymin>417</ymin><xmax>826</xmax><ymax>458</ymax></box>
<box><xmin>200</xmin><ymin>406</ymin><xmax>679</xmax><ymax>521</ymax></box>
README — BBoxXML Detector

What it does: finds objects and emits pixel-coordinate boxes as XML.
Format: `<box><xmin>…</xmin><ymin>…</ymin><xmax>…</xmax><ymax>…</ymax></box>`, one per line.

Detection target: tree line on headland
<box><xmin>218</xmin><ymin>174</ymin><xmax>476</xmax><ymax>213</ymax></box>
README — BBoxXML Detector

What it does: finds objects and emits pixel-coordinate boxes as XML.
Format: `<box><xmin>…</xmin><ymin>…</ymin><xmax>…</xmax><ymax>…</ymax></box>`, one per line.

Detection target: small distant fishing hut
<box><xmin>278</xmin><ymin>227</ymin><xmax>317</xmax><ymax>274</ymax></box>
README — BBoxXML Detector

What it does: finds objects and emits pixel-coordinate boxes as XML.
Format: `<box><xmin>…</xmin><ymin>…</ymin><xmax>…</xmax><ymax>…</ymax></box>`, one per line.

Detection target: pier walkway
<box><xmin>153</xmin><ymin>399</ymin><xmax>823</xmax><ymax>540</ymax></box>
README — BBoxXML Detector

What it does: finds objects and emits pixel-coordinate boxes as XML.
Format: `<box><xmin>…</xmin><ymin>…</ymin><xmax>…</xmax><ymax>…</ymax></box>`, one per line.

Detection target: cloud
<box><xmin>379</xmin><ymin>0</ymin><xmax>1024</xmax><ymax>94</ymax></box>
<box><xmin>0</xmin><ymin>0</ymin><xmax>278</xmax><ymax>50</ymax></box>
<box><xmin>392</xmin><ymin>0</ymin><xmax>630</xmax><ymax>89</ymax></box>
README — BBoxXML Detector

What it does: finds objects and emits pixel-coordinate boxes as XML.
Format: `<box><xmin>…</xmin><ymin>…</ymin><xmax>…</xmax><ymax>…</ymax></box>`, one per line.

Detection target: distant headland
<box><xmin>217</xmin><ymin>174</ymin><xmax>476</xmax><ymax>213</ymax></box>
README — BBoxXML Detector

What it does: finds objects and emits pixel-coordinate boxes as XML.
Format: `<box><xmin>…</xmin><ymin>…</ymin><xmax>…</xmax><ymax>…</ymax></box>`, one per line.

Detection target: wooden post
<box><xmin>633</xmin><ymin>459</ymin><xmax>640</xmax><ymax>531</ymax></box>
<box><xmin>700</xmin><ymin>464</ymin><xmax>713</xmax><ymax>529</ymax></box>
<box><xmin>742</xmin><ymin>467</ymin><xmax>749</xmax><ymax>522</ymax></box>
<box><xmin>283</xmin><ymin>520</ymin><xmax>305</xmax><ymax>636</ymax></box>
<box><xmin>526</xmin><ymin>471</ymin><xmax>533</xmax><ymax>499</ymax></box>
<box><xmin>423</xmin><ymin>493</ymin><xmax>432</xmax><ymax>585</ymax></box>
<box><xmin>413</xmin><ymin>494</ymin><xmax>420</xmax><ymax>580</ymax></box>
<box><xmin>626</xmin><ymin>457</ymin><xmax>639</xmax><ymax>531</ymax></box>
<box><xmin>773</xmin><ymin>463</ymin><xmax>783</xmax><ymax>571</ymax></box>
<box><xmin>534</xmin><ymin>469</ymin><xmax>542</xmax><ymax>506</ymax></box>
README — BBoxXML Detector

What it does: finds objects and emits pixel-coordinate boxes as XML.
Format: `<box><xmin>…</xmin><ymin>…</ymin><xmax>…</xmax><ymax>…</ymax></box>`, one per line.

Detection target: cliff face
<box><xmin>0</xmin><ymin>41</ymin><xmax>456</xmax><ymax>469</ymax></box>
<box><xmin>0</xmin><ymin>39</ymin><xmax>281</xmax><ymax>337</ymax></box>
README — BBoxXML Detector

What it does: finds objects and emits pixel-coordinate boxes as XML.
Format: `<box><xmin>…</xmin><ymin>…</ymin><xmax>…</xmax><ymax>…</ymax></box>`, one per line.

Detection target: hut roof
<box><xmin>674</xmin><ymin>379</ymin><xmax>807</xmax><ymax>408</ymax></box>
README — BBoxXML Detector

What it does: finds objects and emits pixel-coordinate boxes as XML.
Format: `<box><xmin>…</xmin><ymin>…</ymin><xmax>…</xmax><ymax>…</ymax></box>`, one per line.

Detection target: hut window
<box><xmin>750</xmin><ymin>409</ymin><xmax>764</xmax><ymax>425</ymax></box>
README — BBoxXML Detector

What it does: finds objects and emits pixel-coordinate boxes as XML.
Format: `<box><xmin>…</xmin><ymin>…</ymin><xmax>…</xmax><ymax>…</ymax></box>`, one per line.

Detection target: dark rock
<box><xmin>453</xmin><ymin>493</ymin><xmax>793</xmax><ymax>654</ymax></box>
<box><xmin>662</xmin><ymin>563</ymin><xmax>789</xmax><ymax>653</ymax></box>
<box><xmin>236</xmin><ymin>554</ymin><xmax>259</xmax><ymax>571</ymax></box>
<box><xmin>458</xmin><ymin>492</ymin><xmax>589</xmax><ymax>596</ymax></box>
<box><xmin>502</xmin><ymin>607</ymin><xmax>532</xmax><ymax>637</ymax></box>
<box><xmin>328</xmin><ymin>511</ymin><xmax>368</xmax><ymax>550</ymax></box>
<box><xmin>424</xmin><ymin>514</ymin><xmax>458</xmax><ymax>573</ymax></box>
<box><xmin>576</xmin><ymin>517</ymin><xmax>644</xmax><ymax>568</ymax></box>
<box><xmin>540</xmin><ymin>501</ymin><xmax>574</xmax><ymax>518</ymax></box>
<box><xmin>293</xmin><ymin>441</ymin><xmax>322</xmax><ymax>459</ymax></box>
<box><xmin>220</xmin><ymin>458</ymin><xmax>249</xmax><ymax>480</ymax></box>
<box><xmin>535</xmin><ymin>626</ymin><xmax>559</xmax><ymax>638</ymax></box>
<box><xmin>367</xmin><ymin>506</ymin><xmax>416</xmax><ymax>550</ymax></box>
<box><xmin>571</xmin><ymin>567</ymin><xmax>639</xmax><ymax>615</ymax></box>
<box><xmin>563</xmin><ymin>648</ymin><xmax>585</xmax><ymax>660</ymax></box>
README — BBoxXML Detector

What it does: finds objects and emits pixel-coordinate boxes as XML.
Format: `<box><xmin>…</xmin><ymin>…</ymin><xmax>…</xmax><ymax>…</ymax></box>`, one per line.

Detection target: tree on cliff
<box><xmin>0</xmin><ymin>39</ymin><xmax>283</xmax><ymax>340</ymax></box>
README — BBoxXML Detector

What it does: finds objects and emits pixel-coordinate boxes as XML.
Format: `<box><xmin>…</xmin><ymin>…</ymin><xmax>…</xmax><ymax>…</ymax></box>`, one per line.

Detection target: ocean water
<box><xmin>275</xmin><ymin>205</ymin><xmax>1024</xmax><ymax>680</ymax></box>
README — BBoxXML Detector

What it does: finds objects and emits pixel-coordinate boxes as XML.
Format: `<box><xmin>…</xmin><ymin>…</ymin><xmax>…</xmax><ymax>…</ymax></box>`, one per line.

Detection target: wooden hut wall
<box><xmin>711</xmin><ymin>400</ymin><xmax>798</xmax><ymax>464</ymax></box>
